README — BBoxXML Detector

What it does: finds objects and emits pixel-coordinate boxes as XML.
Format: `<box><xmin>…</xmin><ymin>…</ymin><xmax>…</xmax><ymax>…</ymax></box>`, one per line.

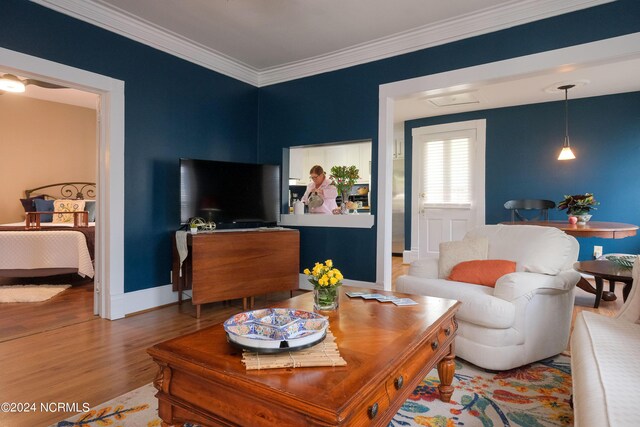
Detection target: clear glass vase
<box><xmin>340</xmin><ymin>191</ymin><xmax>349</xmax><ymax>215</ymax></box>
<box><xmin>314</xmin><ymin>286</ymin><xmax>339</xmax><ymax>311</ymax></box>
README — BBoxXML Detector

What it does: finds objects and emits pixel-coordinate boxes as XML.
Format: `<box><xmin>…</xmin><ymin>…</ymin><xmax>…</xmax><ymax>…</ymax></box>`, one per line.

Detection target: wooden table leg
<box><xmin>594</xmin><ymin>277</ymin><xmax>604</xmax><ymax>308</ymax></box>
<box><xmin>576</xmin><ymin>277</ymin><xmax>616</xmax><ymax>306</ymax></box>
<box><xmin>623</xmin><ymin>281</ymin><xmax>633</xmax><ymax>302</ymax></box>
<box><xmin>437</xmin><ymin>352</ymin><xmax>455</xmax><ymax>402</ymax></box>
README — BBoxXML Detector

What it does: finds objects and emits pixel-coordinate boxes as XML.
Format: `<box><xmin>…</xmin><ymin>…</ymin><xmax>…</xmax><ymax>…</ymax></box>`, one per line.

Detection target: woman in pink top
<box><xmin>301</xmin><ymin>165</ymin><xmax>338</xmax><ymax>214</ymax></box>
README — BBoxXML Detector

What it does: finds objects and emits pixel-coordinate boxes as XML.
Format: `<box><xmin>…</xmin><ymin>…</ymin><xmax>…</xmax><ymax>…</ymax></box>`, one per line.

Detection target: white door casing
<box><xmin>378</xmin><ymin>33</ymin><xmax>640</xmax><ymax>291</ymax></box>
<box><xmin>0</xmin><ymin>47</ymin><xmax>125</xmax><ymax>319</ymax></box>
<box><xmin>411</xmin><ymin>120</ymin><xmax>486</xmax><ymax>259</ymax></box>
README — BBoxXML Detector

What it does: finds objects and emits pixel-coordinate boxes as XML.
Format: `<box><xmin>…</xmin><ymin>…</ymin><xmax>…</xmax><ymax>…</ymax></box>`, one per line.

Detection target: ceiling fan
<box><xmin>0</xmin><ymin>73</ymin><xmax>67</xmax><ymax>94</ymax></box>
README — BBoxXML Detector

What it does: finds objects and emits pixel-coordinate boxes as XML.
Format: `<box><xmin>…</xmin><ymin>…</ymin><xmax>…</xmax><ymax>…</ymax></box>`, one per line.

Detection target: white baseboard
<box><xmin>123</xmin><ymin>276</ymin><xmax>381</xmax><ymax>317</ymax></box>
<box><xmin>124</xmin><ymin>283</ymin><xmax>180</xmax><ymax>316</ymax></box>
<box><xmin>403</xmin><ymin>250</ymin><xmax>420</xmax><ymax>264</ymax></box>
<box><xmin>108</xmin><ymin>292</ymin><xmax>126</xmax><ymax>320</ymax></box>
<box><xmin>298</xmin><ymin>274</ymin><xmax>381</xmax><ymax>291</ymax></box>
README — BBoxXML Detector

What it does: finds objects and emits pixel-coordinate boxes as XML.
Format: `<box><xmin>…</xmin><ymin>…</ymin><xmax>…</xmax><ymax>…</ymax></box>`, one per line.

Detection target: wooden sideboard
<box><xmin>172</xmin><ymin>228</ymin><xmax>300</xmax><ymax>318</ymax></box>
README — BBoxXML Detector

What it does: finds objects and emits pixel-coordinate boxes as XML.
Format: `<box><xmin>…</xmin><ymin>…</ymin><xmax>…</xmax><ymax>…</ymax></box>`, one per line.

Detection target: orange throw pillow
<box><xmin>448</xmin><ymin>260</ymin><xmax>516</xmax><ymax>288</ymax></box>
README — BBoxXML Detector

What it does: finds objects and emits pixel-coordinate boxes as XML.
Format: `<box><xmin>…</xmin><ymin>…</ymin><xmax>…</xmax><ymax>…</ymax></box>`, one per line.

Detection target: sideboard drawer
<box><xmin>344</xmin><ymin>383</ymin><xmax>390</xmax><ymax>427</ymax></box>
<box><xmin>385</xmin><ymin>315</ymin><xmax>457</xmax><ymax>403</ymax></box>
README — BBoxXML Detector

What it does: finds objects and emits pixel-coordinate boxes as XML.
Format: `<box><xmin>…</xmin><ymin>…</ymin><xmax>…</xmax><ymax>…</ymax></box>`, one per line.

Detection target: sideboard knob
<box><xmin>394</xmin><ymin>375</ymin><xmax>404</xmax><ymax>390</ymax></box>
<box><xmin>368</xmin><ymin>402</ymin><xmax>379</xmax><ymax>419</ymax></box>
<box><xmin>444</xmin><ymin>327</ymin><xmax>451</xmax><ymax>336</ymax></box>
<box><xmin>431</xmin><ymin>340</ymin><xmax>439</xmax><ymax>350</ymax></box>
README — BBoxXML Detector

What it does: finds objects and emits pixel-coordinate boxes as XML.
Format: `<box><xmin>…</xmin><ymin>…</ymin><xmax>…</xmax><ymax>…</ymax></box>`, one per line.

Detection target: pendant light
<box><xmin>557</xmin><ymin>84</ymin><xmax>576</xmax><ymax>160</ymax></box>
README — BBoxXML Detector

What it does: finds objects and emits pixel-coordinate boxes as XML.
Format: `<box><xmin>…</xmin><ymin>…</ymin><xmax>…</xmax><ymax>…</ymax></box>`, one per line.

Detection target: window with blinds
<box><xmin>421</xmin><ymin>136</ymin><xmax>472</xmax><ymax>207</ymax></box>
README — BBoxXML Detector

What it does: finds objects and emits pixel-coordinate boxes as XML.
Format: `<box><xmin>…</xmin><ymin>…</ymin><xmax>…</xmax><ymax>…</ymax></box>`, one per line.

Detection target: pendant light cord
<box><xmin>558</xmin><ymin>84</ymin><xmax>575</xmax><ymax>148</ymax></box>
<box><xmin>564</xmin><ymin>87</ymin><xmax>569</xmax><ymax>142</ymax></box>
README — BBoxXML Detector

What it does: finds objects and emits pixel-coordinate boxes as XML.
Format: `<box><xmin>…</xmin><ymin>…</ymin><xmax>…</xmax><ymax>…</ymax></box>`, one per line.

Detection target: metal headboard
<box><xmin>25</xmin><ymin>182</ymin><xmax>96</xmax><ymax>200</ymax></box>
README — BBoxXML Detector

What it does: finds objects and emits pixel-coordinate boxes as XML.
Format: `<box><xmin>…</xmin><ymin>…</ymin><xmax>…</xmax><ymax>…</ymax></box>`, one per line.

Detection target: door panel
<box><xmin>411</xmin><ymin>120</ymin><xmax>486</xmax><ymax>259</ymax></box>
<box><xmin>419</xmin><ymin>208</ymin><xmax>474</xmax><ymax>258</ymax></box>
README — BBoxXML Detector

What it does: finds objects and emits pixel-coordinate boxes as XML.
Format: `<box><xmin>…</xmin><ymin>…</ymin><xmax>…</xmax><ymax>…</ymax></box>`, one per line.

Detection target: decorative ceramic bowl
<box><xmin>223</xmin><ymin>308</ymin><xmax>328</xmax><ymax>353</ymax></box>
<box><xmin>575</xmin><ymin>214</ymin><xmax>592</xmax><ymax>224</ymax></box>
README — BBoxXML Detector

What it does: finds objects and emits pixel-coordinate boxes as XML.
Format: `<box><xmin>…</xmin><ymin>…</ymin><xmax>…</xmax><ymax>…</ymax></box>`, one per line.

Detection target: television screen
<box><xmin>180</xmin><ymin>158</ymin><xmax>280</xmax><ymax>228</ymax></box>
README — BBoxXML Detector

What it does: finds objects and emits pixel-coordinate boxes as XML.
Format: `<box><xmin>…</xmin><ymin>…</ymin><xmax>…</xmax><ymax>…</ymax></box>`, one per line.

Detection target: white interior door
<box><xmin>411</xmin><ymin>120</ymin><xmax>485</xmax><ymax>259</ymax></box>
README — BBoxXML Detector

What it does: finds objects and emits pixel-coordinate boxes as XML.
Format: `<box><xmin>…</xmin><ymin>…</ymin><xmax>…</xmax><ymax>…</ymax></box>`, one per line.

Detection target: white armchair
<box><xmin>570</xmin><ymin>257</ymin><xmax>640</xmax><ymax>427</ymax></box>
<box><xmin>397</xmin><ymin>224</ymin><xmax>580</xmax><ymax>370</ymax></box>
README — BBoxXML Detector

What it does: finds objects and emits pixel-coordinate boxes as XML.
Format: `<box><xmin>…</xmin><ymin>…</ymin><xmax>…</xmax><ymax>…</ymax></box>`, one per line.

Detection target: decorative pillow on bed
<box><xmin>20</xmin><ymin>194</ymin><xmax>45</xmax><ymax>213</ymax></box>
<box><xmin>34</xmin><ymin>198</ymin><xmax>54</xmax><ymax>222</ymax></box>
<box><xmin>52</xmin><ymin>199</ymin><xmax>86</xmax><ymax>224</ymax></box>
<box><xmin>84</xmin><ymin>200</ymin><xmax>96</xmax><ymax>222</ymax></box>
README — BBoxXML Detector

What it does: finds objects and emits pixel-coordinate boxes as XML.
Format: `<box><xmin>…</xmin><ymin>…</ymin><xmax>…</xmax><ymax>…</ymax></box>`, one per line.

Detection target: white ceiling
<box><xmin>90</xmin><ymin>0</ymin><xmax>515</xmax><ymax>70</ymax></box>
<box><xmin>394</xmin><ymin>56</ymin><xmax>640</xmax><ymax>123</ymax></box>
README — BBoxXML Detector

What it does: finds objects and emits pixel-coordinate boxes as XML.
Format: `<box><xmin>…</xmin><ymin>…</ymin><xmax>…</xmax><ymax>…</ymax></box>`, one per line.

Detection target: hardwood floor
<box><xmin>0</xmin><ymin>291</ymin><xmax>305</xmax><ymax>427</ymax></box>
<box><xmin>0</xmin><ymin>265</ymin><xmax>626</xmax><ymax>427</ymax></box>
<box><xmin>392</xmin><ymin>255</ymin><xmax>409</xmax><ymax>289</ymax></box>
<box><xmin>0</xmin><ymin>279</ymin><xmax>95</xmax><ymax>343</ymax></box>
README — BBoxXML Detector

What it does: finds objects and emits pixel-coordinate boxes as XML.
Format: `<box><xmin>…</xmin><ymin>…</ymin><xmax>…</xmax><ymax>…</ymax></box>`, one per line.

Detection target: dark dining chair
<box><xmin>504</xmin><ymin>199</ymin><xmax>556</xmax><ymax>221</ymax></box>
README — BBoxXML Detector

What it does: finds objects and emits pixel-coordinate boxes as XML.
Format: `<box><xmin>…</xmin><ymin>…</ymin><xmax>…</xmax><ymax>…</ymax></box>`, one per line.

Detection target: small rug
<box><xmin>0</xmin><ymin>284</ymin><xmax>70</xmax><ymax>303</ymax></box>
<box><xmin>53</xmin><ymin>355</ymin><xmax>572</xmax><ymax>427</ymax></box>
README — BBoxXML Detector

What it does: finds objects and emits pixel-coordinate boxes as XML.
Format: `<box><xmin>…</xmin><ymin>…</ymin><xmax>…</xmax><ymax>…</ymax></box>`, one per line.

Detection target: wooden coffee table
<box><xmin>148</xmin><ymin>288</ymin><xmax>460</xmax><ymax>426</ymax></box>
<box><xmin>574</xmin><ymin>260</ymin><xmax>633</xmax><ymax>308</ymax></box>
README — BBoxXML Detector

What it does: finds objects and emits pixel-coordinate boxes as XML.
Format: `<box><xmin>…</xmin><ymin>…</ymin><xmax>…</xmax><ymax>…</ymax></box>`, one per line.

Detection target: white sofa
<box><xmin>397</xmin><ymin>224</ymin><xmax>580</xmax><ymax>370</ymax></box>
<box><xmin>571</xmin><ymin>257</ymin><xmax>640</xmax><ymax>427</ymax></box>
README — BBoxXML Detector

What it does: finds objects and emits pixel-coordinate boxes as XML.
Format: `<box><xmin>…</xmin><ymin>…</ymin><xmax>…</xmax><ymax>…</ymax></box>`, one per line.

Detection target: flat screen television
<box><xmin>180</xmin><ymin>158</ymin><xmax>280</xmax><ymax>228</ymax></box>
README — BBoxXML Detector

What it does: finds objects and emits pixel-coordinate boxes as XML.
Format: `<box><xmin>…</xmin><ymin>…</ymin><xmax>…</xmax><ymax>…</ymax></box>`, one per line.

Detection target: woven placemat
<box><xmin>242</xmin><ymin>330</ymin><xmax>347</xmax><ymax>370</ymax></box>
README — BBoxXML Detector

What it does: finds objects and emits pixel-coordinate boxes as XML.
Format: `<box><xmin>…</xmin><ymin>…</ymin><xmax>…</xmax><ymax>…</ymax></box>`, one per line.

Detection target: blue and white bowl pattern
<box><xmin>224</xmin><ymin>308</ymin><xmax>328</xmax><ymax>351</ymax></box>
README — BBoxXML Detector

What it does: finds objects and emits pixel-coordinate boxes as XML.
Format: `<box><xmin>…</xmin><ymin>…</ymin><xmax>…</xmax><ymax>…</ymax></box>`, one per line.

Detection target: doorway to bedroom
<box><xmin>0</xmin><ymin>79</ymin><xmax>100</xmax><ymax>342</ymax></box>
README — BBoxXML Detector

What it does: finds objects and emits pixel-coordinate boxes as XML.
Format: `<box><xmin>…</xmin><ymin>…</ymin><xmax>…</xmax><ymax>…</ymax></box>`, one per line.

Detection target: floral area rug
<box><xmin>391</xmin><ymin>355</ymin><xmax>573</xmax><ymax>427</ymax></box>
<box><xmin>52</xmin><ymin>355</ymin><xmax>572</xmax><ymax>427</ymax></box>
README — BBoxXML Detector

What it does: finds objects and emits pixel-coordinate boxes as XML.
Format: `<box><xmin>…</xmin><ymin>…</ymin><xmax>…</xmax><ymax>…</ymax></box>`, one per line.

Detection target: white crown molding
<box><xmin>33</xmin><ymin>0</ymin><xmax>613</xmax><ymax>88</ymax></box>
<box><xmin>258</xmin><ymin>0</ymin><xmax>614</xmax><ymax>86</ymax></box>
<box><xmin>31</xmin><ymin>0</ymin><xmax>261</xmax><ymax>86</ymax></box>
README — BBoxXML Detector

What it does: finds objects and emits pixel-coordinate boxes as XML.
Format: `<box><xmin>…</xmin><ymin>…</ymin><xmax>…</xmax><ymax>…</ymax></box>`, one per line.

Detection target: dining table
<box><xmin>501</xmin><ymin>220</ymin><xmax>638</xmax><ymax>306</ymax></box>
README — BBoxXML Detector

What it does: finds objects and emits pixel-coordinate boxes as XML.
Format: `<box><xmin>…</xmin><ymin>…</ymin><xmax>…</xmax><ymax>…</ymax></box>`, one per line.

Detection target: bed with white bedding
<box><xmin>0</xmin><ymin>183</ymin><xmax>96</xmax><ymax>278</ymax></box>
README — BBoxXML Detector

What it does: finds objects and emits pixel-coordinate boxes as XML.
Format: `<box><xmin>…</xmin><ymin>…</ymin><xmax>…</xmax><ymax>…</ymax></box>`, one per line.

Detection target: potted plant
<box><xmin>557</xmin><ymin>193</ymin><xmax>599</xmax><ymax>223</ymax></box>
<box><xmin>304</xmin><ymin>259</ymin><xmax>344</xmax><ymax>311</ymax></box>
<box><xmin>330</xmin><ymin>165</ymin><xmax>360</xmax><ymax>214</ymax></box>
<box><xmin>189</xmin><ymin>217</ymin><xmax>204</xmax><ymax>234</ymax></box>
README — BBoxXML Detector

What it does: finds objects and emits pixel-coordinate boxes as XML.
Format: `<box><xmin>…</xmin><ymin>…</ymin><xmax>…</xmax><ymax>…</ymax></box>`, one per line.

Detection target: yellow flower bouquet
<box><xmin>304</xmin><ymin>259</ymin><xmax>343</xmax><ymax>310</ymax></box>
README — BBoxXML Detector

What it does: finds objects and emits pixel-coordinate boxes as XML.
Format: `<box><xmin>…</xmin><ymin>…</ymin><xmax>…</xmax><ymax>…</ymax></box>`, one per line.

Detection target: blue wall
<box><xmin>2</xmin><ymin>0</ymin><xmax>640</xmax><ymax>290</ymax></box>
<box><xmin>1</xmin><ymin>0</ymin><xmax>259</xmax><ymax>292</ymax></box>
<box><xmin>405</xmin><ymin>92</ymin><xmax>640</xmax><ymax>260</ymax></box>
<box><xmin>258</xmin><ymin>1</ymin><xmax>640</xmax><ymax>281</ymax></box>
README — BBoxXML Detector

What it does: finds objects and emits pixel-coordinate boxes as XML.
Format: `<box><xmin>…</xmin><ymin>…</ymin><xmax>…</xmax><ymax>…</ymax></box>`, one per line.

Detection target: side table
<box><xmin>574</xmin><ymin>260</ymin><xmax>633</xmax><ymax>308</ymax></box>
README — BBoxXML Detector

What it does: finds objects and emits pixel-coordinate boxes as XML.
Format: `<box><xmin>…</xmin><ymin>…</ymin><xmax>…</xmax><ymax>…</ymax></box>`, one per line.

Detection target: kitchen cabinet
<box><xmin>359</xmin><ymin>143</ymin><xmax>371</xmax><ymax>182</ymax></box>
<box><xmin>289</xmin><ymin>148</ymin><xmax>305</xmax><ymax>181</ymax></box>
<box><xmin>304</xmin><ymin>146</ymin><xmax>324</xmax><ymax>182</ymax></box>
<box><xmin>289</xmin><ymin>141</ymin><xmax>372</xmax><ymax>185</ymax></box>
